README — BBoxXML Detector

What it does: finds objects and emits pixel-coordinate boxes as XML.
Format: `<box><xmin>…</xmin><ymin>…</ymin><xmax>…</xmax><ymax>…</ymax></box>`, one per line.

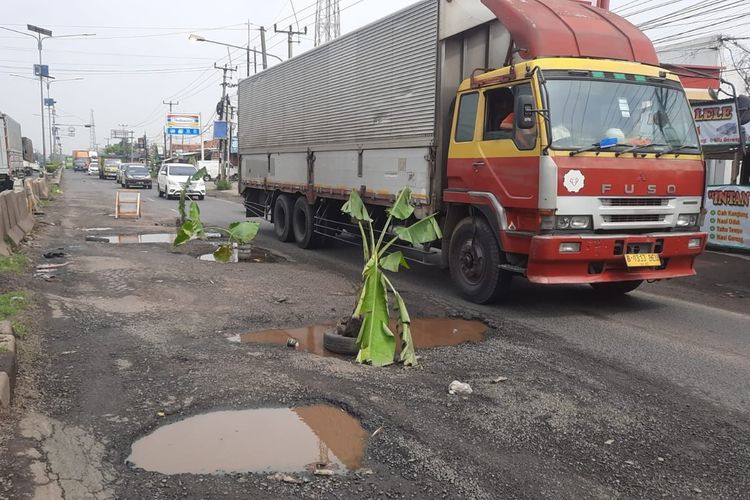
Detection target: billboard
<box><xmin>693</xmin><ymin>100</ymin><xmax>750</xmax><ymax>146</ymax></box>
<box><xmin>213</xmin><ymin>121</ymin><xmax>228</xmax><ymax>139</ymax></box>
<box><xmin>702</xmin><ymin>185</ymin><xmax>750</xmax><ymax>251</ymax></box>
<box><xmin>166</xmin><ymin>113</ymin><xmax>200</xmax><ymax>135</ymax></box>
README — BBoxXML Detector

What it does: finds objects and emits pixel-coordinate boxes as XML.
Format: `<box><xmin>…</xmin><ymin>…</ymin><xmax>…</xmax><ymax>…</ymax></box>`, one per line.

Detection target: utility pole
<box><xmin>260</xmin><ymin>26</ymin><xmax>268</xmax><ymax>70</ymax></box>
<box><xmin>162</xmin><ymin>99</ymin><xmax>179</xmax><ymax>160</ymax></box>
<box><xmin>89</xmin><ymin>109</ymin><xmax>97</xmax><ymax>151</ymax></box>
<box><xmin>274</xmin><ymin>24</ymin><xmax>307</xmax><ymax>59</ymax></box>
<box><xmin>214</xmin><ymin>63</ymin><xmax>237</xmax><ymax>181</ymax></box>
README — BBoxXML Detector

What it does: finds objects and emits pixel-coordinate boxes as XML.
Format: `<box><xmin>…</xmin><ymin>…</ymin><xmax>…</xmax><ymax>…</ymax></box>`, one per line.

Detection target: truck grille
<box><xmin>601</xmin><ymin>198</ymin><xmax>670</xmax><ymax>207</ymax></box>
<box><xmin>602</xmin><ymin>214</ymin><xmax>667</xmax><ymax>223</ymax></box>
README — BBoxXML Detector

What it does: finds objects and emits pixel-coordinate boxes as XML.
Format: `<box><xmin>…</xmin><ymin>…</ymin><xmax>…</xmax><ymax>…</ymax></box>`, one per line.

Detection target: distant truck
<box><xmin>238</xmin><ymin>0</ymin><xmax>707</xmax><ymax>303</ymax></box>
<box><xmin>1</xmin><ymin>112</ymin><xmax>23</xmax><ymax>192</ymax></box>
<box><xmin>99</xmin><ymin>158</ymin><xmax>121</xmax><ymax>179</ymax></box>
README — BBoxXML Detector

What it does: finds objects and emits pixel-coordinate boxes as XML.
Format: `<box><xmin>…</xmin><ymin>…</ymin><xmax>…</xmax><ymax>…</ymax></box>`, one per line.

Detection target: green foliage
<box><xmin>11</xmin><ymin>320</ymin><xmax>27</xmax><ymax>339</ymax></box>
<box><xmin>0</xmin><ymin>291</ymin><xmax>27</xmax><ymax>320</ymax></box>
<box><xmin>49</xmin><ymin>184</ymin><xmax>63</xmax><ymax>196</ymax></box>
<box><xmin>173</xmin><ymin>197</ymin><xmax>260</xmax><ymax>263</ymax></box>
<box><xmin>177</xmin><ymin>167</ymin><xmax>208</xmax><ymax>224</ymax></box>
<box><xmin>343</xmin><ymin>187</ymin><xmax>441</xmax><ymax>367</ymax></box>
<box><xmin>0</xmin><ymin>254</ymin><xmax>28</xmax><ymax>273</ymax></box>
<box><xmin>216</xmin><ymin>179</ymin><xmax>232</xmax><ymax>191</ymax></box>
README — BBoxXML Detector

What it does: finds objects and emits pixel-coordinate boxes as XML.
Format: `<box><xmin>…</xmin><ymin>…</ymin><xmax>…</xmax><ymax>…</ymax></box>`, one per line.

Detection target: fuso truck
<box><xmin>1</xmin><ymin>112</ymin><xmax>23</xmax><ymax>192</ymax></box>
<box><xmin>237</xmin><ymin>0</ymin><xmax>707</xmax><ymax>303</ymax></box>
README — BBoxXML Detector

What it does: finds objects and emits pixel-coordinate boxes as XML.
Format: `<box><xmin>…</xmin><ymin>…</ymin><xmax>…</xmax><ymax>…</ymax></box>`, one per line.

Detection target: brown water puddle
<box><xmin>239</xmin><ymin>318</ymin><xmax>488</xmax><ymax>356</ymax></box>
<box><xmin>198</xmin><ymin>247</ymin><xmax>279</xmax><ymax>263</ymax></box>
<box><xmin>98</xmin><ymin>233</ymin><xmax>176</xmax><ymax>244</ymax></box>
<box><xmin>127</xmin><ymin>404</ymin><xmax>367</xmax><ymax>475</ymax></box>
<box><xmin>94</xmin><ymin>232</ymin><xmax>222</xmax><ymax>244</ymax></box>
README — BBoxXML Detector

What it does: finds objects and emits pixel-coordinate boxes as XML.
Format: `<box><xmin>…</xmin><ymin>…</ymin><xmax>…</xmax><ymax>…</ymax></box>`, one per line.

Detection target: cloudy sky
<box><xmin>1</xmin><ymin>0</ymin><xmax>748</xmax><ymax>154</ymax></box>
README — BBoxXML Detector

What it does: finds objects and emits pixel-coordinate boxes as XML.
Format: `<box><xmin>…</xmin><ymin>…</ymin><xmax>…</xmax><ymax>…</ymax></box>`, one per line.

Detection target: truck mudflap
<box><xmin>526</xmin><ymin>232</ymin><xmax>706</xmax><ymax>284</ymax></box>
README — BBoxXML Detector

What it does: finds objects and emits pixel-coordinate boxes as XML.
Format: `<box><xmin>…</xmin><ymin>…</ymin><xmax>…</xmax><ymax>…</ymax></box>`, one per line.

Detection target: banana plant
<box><xmin>342</xmin><ymin>187</ymin><xmax>442</xmax><ymax>367</ymax></box>
<box><xmin>173</xmin><ymin>168</ymin><xmax>259</xmax><ymax>261</ymax></box>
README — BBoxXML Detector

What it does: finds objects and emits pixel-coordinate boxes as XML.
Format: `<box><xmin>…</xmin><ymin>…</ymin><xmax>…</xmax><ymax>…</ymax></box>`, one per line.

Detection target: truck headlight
<box><xmin>677</xmin><ymin>214</ymin><xmax>698</xmax><ymax>227</ymax></box>
<box><xmin>556</xmin><ymin>215</ymin><xmax>591</xmax><ymax>230</ymax></box>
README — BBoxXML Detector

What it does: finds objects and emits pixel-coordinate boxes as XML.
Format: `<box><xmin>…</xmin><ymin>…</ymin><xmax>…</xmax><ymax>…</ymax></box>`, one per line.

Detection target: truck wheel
<box><xmin>292</xmin><ymin>197</ymin><xmax>317</xmax><ymax>249</ymax></box>
<box><xmin>449</xmin><ymin>217</ymin><xmax>512</xmax><ymax>304</ymax></box>
<box><xmin>273</xmin><ymin>194</ymin><xmax>295</xmax><ymax>242</ymax></box>
<box><xmin>590</xmin><ymin>280</ymin><xmax>643</xmax><ymax>295</ymax></box>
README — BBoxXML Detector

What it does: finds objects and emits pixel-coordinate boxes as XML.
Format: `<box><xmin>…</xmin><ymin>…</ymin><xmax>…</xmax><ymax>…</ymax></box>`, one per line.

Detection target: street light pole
<box><xmin>188</xmin><ymin>33</ymin><xmax>283</xmax><ymax>74</ymax></box>
<box><xmin>1</xmin><ymin>26</ymin><xmax>93</xmax><ymax>165</ymax></box>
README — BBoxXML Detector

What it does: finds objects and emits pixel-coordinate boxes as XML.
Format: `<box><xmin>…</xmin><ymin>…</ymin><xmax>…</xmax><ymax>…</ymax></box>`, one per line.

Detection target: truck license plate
<box><xmin>624</xmin><ymin>253</ymin><xmax>661</xmax><ymax>267</ymax></box>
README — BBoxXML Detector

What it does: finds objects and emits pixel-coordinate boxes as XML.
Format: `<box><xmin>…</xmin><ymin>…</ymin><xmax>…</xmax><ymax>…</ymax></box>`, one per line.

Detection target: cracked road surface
<box><xmin>0</xmin><ymin>174</ymin><xmax>749</xmax><ymax>499</ymax></box>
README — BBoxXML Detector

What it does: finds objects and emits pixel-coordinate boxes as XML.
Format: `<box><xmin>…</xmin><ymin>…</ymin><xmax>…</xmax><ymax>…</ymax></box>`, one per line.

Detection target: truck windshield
<box><xmin>545</xmin><ymin>78</ymin><xmax>700</xmax><ymax>154</ymax></box>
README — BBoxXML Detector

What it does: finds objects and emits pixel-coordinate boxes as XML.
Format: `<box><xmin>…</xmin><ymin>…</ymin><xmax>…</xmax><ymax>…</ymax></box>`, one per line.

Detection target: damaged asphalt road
<box><xmin>1</xmin><ymin>175</ymin><xmax>749</xmax><ymax>499</ymax></box>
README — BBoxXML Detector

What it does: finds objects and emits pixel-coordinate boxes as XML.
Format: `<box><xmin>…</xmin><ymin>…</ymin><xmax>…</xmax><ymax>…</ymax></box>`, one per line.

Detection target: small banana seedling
<box><xmin>173</xmin><ymin>167</ymin><xmax>259</xmax><ymax>262</ymax></box>
<box><xmin>342</xmin><ymin>187</ymin><xmax>442</xmax><ymax>367</ymax></box>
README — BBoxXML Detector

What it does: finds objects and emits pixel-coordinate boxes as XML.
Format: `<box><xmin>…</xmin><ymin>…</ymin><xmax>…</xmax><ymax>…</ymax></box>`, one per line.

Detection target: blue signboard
<box><xmin>166</xmin><ymin>127</ymin><xmax>200</xmax><ymax>135</ymax></box>
<box><xmin>33</xmin><ymin>64</ymin><xmax>49</xmax><ymax>77</ymax></box>
<box><xmin>213</xmin><ymin>121</ymin><xmax>228</xmax><ymax>139</ymax></box>
<box><xmin>44</xmin><ymin>98</ymin><xmax>55</xmax><ymax>107</ymax></box>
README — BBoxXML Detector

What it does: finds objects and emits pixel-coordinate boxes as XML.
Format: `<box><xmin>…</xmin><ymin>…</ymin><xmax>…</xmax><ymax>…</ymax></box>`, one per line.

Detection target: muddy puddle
<box><xmin>198</xmin><ymin>247</ymin><xmax>279</xmax><ymax>263</ymax></box>
<box><xmin>127</xmin><ymin>404</ymin><xmax>367</xmax><ymax>475</ymax></box>
<box><xmin>90</xmin><ymin>232</ymin><xmax>222</xmax><ymax>244</ymax></box>
<box><xmin>238</xmin><ymin>318</ymin><xmax>488</xmax><ymax>356</ymax></box>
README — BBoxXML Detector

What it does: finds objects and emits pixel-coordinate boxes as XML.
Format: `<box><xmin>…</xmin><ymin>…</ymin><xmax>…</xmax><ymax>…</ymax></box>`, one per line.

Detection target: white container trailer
<box><xmin>237</xmin><ymin>0</ymin><xmax>509</xmax><ymax>214</ymax></box>
<box><xmin>0</xmin><ymin>113</ymin><xmax>24</xmax><ymax>192</ymax></box>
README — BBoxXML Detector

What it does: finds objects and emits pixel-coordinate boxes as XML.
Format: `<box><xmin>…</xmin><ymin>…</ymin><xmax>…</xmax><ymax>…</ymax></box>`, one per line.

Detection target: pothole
<box><xmin>126</xmin><ymin>405</ymin><xmax>367</xmax><ymax>475</ymax></box>
<box><xmin>87</xmin><ymin>232</ymin><xmax>221</xmax><ymax>244</ymax></box>
<box><xmin>198</xmin><ymin>247</ymin><xmax>281</xmax><ymax>263</ymax></box>
<box><xmin>237</xmin><ymin>318</ymin><xmax>488</xmax><ymax>356</ymax></box>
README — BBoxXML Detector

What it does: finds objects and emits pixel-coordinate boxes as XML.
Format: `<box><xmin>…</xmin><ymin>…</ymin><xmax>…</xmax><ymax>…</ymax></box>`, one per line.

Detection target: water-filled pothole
<box><xmin>127</xmin><ymin>404</ymin><xmax>367</xmax><ymax>475</ymax></box>
<box><xmin>198</xmin><ymin>247</ymin><xmax>279</xmax><ymax>263</ymax></box>
<box><xmin>91</xmin><ymin>232</ymin><xmax>221</xmax><ymax>244</ymax></box>
<box><xmin>238</xmin><ymin>318</ymin><xmax>488</xmax><ymax>356</ymax></box>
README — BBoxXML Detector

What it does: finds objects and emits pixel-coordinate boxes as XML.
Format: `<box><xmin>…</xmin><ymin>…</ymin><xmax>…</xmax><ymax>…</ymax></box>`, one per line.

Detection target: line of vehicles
<box><xmin>237</xmin><ymin>0</ymin><xmax>712</xmax><ymax>303</ymax></box>
<box><xmin>1</xmin><ymin>112</ymin><xmax>41</xmax><ymax>192</ymax></box>
<box><xmin>71</xmin><ymin>150</ymin><xmax>210</xmax><ymax>199</ymax></box>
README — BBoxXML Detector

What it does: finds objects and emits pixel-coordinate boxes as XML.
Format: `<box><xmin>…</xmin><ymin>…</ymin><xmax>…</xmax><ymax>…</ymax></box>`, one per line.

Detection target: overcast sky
<box><xmin>1</xmin><ymin>0</ymin><xmax>747</xmax><ymax>154</ymax></box>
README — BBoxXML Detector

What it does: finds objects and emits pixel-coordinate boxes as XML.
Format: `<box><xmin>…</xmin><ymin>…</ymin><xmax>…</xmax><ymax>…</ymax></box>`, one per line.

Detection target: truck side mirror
<box><xmin>514</xmin><ymin>94</ymin><xmax>536</xmax><ymax>130</ymax></box>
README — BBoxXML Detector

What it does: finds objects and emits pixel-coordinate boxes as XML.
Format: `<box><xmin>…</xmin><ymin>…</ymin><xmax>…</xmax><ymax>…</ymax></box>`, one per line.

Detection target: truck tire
<box><xmin>273</xmin><ymin>194</ymin><xmax>295</xmax><ymax>242</ymax></box>
<box><xmin>449</xmin><ymin>217</ymin><xmax>512</xmax><ymax>304</ymax></box>
<box><xmin>590</xmin><ymin>280</ymin><xmax>643</xmax><ymax>295</ymax></box>
<box><xmin>323</xmin><ymin>330</ymin><xmax>359</xmax><ymax>356</ymax></box>
<box><xmin>292</xmin><ymin>197</ymin><xmax>317</xmax><ymax>249</ymax></box>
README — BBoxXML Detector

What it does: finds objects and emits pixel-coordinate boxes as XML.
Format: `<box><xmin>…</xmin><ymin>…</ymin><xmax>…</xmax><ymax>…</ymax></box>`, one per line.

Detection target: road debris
<box><xmin>268</xmin><ymin>473</ymin><xmax>303</xmax><ymax>484</ymax></box>
<box><xmin>43</xmin><ymin>250</ymin><xmax>65</xmax><ymax>259</ymax></box>
<box><xmin>448</xmin><ymin>381</ymin><xmax>472</xmax><ymax>395</ymax></box>
<box><xmin>605</xmin><ymin>439</ymin><xmax>614</xmax><ymax>445</ymax></box>
<box><xmin>491</xmin><ymin>376</ymin><xmax>508</xmax><ymax>383</ymax></box>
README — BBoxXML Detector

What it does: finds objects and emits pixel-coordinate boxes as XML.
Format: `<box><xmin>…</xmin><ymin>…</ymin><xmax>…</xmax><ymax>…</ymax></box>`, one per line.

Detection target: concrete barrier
<box><xmin>0</xmin><ymin>177</ymin><xmax>49</xmax><ymax>251</ymax></box>
<box><xmin>0</xmin><ymin>321</ymin><xmax>16</xmax><ymax>407</ymax></box>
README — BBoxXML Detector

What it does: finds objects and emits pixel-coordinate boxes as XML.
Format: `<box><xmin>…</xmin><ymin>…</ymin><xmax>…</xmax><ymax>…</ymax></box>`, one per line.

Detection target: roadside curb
<box><xmin>0</xmin><ymin>321</ymin><xmax>16</xmax><ymax>408</ymax></box>
<box><xmin>206</xmin><ymin>188</ymin><xmax>242</xmax><ymax>203</ymax></box>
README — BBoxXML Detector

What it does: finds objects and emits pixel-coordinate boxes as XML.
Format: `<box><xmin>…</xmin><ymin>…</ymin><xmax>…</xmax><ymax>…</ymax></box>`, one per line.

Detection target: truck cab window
<box><xmin>484</xmin><ymin>87</ymin><xmax>515</xmax><ymax>140</ymax></box>
<box><xmin>455</xmin><ymin>92</ymin><xmax>479</xmax><ymax>142</ymax></box>
<box><xmin>483</xmin><ymin>83</ymin><xmax>537</xmax><ymax>150</ymax></box>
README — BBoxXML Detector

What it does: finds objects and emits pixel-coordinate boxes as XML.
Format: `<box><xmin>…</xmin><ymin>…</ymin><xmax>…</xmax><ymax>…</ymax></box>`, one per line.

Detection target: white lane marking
<box><xmin>170</xmin><ymin>209</ymin><xmax>179</xmax><ymax>214</ymax></box>
<box><xmin>146</xmin><ymin>198</ymin><xmax>157</xmax><ymax>202</ymax></box>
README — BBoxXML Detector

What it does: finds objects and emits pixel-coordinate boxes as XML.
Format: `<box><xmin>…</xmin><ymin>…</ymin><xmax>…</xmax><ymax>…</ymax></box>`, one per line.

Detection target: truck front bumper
<box><xmin>526</xmin><ymin>232</ymin><xmax>706</xmax><ymax>284</ymax></box>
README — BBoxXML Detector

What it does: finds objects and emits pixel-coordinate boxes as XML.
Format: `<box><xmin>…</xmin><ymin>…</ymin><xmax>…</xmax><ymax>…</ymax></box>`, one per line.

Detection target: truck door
<box><xmin>477</xmin><ymin>82</ymin><xmax>540</xmax><ymax>209</ymax></box>
<box><xmin>448</xmin><ymin>83</ymin><xmax>541</xmax><ymax>210</ymax></box>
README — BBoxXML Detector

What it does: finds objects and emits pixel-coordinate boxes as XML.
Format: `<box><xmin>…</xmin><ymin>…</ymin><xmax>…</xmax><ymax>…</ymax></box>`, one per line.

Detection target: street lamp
<box><xmin>9</xmin><ymin>75</ymin><xmax>85</xmax><ymax>161</ymax></box>
<box><xmin>189</xmin><ymin>33</ymin><xmax>283</xmax><ymax>75</ymax></box>
<box><xmin>0</xmin><ymin>25</ymin><xmax>94</xmax><ymax>165</ymax></box>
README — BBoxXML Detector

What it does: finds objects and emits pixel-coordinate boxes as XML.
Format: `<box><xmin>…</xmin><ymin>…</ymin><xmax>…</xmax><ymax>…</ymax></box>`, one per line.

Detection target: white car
<box><xmin>156</xmin><ymin>163</ymin><xmax>206</xmax><ymax>200</ymax></box>
<box><xmin>87</xmin><ymin>163</ymin><xmax>98</xmax><ymax>175</ymax></box>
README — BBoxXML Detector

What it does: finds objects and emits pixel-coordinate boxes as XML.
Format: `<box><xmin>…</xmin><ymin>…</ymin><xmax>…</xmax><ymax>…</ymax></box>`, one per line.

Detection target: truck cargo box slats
<box><xmin>238</xmin><ymin>0</ymin><xmax>438</xmax><ymax>154</ymax></box>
